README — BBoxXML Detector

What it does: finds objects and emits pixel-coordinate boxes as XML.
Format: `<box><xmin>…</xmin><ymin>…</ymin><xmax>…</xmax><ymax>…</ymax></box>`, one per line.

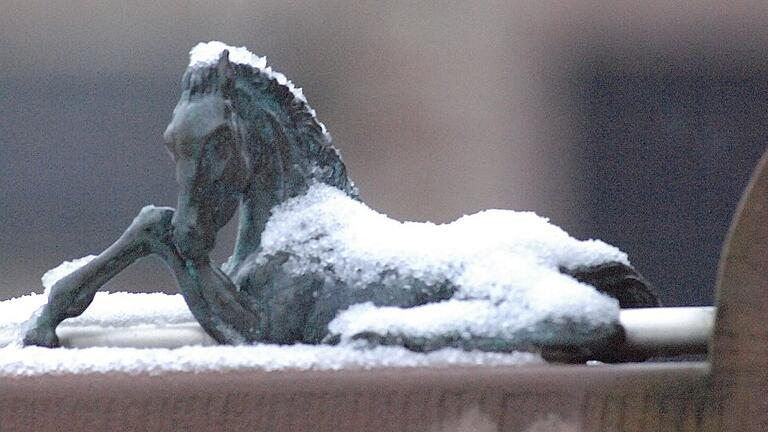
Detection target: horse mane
<box><xmin>181</xmin><ymin>42</ymin><xmax>358</xmax><ymax>199</ymax></box>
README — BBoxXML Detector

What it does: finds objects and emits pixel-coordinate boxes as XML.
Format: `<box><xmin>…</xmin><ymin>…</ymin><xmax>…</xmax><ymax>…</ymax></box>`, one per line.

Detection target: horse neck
<box><xmin>228</xmin><ymin>77</ymin><xmax>357</xmax><ymax>267</ymax></box>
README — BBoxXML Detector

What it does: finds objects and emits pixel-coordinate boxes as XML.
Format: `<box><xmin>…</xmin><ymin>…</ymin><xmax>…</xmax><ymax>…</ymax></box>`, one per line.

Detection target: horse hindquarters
<box><xmin>317</xmin><ymin>263</ymin><xmax>653</xmax><ymax>362</ymax></box>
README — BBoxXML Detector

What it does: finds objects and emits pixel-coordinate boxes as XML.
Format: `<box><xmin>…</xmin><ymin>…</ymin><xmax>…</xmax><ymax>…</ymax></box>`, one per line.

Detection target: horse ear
<box><xmin>217</xmin><ymin>50</ymin><xmax>235</xmax><ymax>97</ymax></box>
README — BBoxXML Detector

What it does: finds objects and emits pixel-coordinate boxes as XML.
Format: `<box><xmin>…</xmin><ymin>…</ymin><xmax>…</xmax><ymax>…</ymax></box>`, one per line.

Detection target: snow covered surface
<box><xmin>1</xmin><ymin>340</ymin><xmax>541</xmax><ymax>377</ymax></box>
<box><xmin>0</xmin><ymin>292</ymin><xmax>541</xmax><ymax>377</ymax></box>
<box><xmin>0</xmin><ymin>253</ymin><xmax>543</xmax><ymax>375</ymax></box>
<box><xmin>249</xmin><ymin>183</ymin><xmax>626</xmax><ymax>342</ymax></box>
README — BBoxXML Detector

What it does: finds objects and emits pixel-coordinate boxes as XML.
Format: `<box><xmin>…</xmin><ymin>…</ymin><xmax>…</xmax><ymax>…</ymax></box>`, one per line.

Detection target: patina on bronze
<box><xmin>22</xmin><ymin>50</ymin><xmax>658</xmax><ymax>361</ymax></box>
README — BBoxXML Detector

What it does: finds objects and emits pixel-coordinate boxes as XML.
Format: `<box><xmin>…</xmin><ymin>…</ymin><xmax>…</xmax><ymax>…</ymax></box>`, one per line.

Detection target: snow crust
<box><xmin>1</xmin><ymin>292</ymin><xmax>195</xmax><ymax>335</ymax></box>
<box><xmin>1</xmin><ymin>343</ymin><xmax>540</xmax><ymax>377</ymax></box>
<box><xmin>0</xmin><ymin>292</ymin><xmax>540</xmax><ymax>377</ymax></box>
<box><xmin>255</xmin><ymin>183</ymin><xmax>626</xmax><ymax>342</ymax></box>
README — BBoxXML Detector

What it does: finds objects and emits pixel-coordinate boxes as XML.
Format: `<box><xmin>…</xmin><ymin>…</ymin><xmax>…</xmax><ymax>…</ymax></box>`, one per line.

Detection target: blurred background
<box><xmin>1</xmin><ymin>2</ymin><xmax>766</xmax><ymax>305</ymax></box>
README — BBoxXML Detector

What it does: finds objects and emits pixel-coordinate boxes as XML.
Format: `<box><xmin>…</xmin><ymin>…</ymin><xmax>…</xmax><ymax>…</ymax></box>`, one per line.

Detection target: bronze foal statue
<box><xmin>23</xmin><ymin>42</ymin><xmax>658</xmax><ymax>361</ymax></box>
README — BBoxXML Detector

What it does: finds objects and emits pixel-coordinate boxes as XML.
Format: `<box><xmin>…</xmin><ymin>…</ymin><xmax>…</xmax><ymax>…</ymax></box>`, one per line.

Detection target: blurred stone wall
<box><xmin>2</xmin><ymin>2</ymin><xmax>767</xmax><ymax>305</ymax></box>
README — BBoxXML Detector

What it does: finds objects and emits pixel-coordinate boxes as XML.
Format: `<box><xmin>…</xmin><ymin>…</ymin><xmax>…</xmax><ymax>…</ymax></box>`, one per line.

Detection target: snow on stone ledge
<box><xmin>0</xmin><ymin>292</ymin><xmax>541</xmax><ymax>377</ymax></box>
<box><xmin>1</xmin><ymin>343</ymin><xmax>542</xmax><ymax>377</ymax></box>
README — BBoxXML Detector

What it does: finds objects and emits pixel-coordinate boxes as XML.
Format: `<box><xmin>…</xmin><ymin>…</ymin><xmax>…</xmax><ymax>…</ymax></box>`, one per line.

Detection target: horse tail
<box><xmin>561</xmin><ymin>262</ymin><xmax>661</xmax><ymax>309</ymax></box>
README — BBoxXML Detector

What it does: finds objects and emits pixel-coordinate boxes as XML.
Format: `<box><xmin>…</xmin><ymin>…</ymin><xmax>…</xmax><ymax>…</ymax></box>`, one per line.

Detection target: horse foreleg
<box><xmin>23</xmin><ymin>206</ymin><xmax>264</xmax><ymax>347</ymax></box>
<box><xmin>155</xmin><ymin>250</ymin><xmax>265</xmax><ymax>344</ymax></box>
<box><xmin>23</xmin><ymin>206</ymin><xmax>176</xmax><ymax>347</ymax></box>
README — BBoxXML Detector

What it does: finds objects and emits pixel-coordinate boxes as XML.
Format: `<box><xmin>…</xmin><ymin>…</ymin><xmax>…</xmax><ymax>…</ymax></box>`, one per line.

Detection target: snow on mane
<box><xmin>188</xmin><ymin>41</ymin><xmax>327</xmax><ymax>135</ymax></box>
<box><xmin>255</xmin><ymin>183</ymin><xmax>627</xmax><ymax>341</ymax></box>
<box><xmin>189</xmin><ymin>41</ymin><xmax>267</xmax><ymax>70</ymax></box>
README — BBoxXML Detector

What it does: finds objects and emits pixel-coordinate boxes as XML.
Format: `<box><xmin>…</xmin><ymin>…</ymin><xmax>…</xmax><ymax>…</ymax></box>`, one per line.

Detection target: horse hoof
<box><xmin>22</xmin><ymin>326</ymin><xmax>60</xmax><ymax>348</ymax></box>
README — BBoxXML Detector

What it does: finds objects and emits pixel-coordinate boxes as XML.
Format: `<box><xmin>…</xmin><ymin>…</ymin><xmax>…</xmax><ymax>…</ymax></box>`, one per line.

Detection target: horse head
<box><xmin>163</xmin><ymin>50</ymin><xmax>249</xmax><ymax>261</ymax></box>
